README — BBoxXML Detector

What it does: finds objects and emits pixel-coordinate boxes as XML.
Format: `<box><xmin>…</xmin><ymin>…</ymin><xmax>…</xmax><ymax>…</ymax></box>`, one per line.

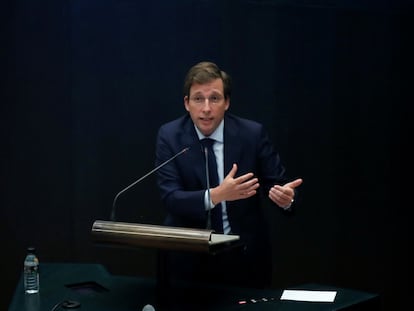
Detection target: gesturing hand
<box><xmin>210</xmin><ymin>163</ymin><xmax>259</xmax><ymax>205</ymax></box>
<box><xmin>268</xmin><ymin>178</ymin><xmax>303</xmax><ymax>208</ymax></box>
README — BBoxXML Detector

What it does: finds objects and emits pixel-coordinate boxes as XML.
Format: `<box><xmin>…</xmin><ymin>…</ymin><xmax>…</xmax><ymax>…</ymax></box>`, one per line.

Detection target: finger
<box><xmin>226</xmin><ymin>163</ymin><xmax>238</xmax><ymax>178</ymax></box>
<box><xmin>272</xmin><ymin>185</ymin><xmax>286</xmax><ymax>193</ymax></box>
<box><xmin>242</xmin><ymin>189</ymin><xmax>257</xmax><ymax>198</ymax></box>
<box><xmin>241</xmin><ymin>178</ymin><xmax>259</xmax><ymax>189</ymax></box>
<box><xmin>234</xmin><ymin>172</ymin><xmax>255</xmax><ymax>184</ymax></box>
<box><xmin>238</xmin><ymin>184</ymin><xmax>258</xmax><ymax>196</ymax></box>
<box><xmin>284</xmin><ymin>178</ymin><xmax>303</xmax><ymax>189</ymax></box>
<box><xmin>271</xmin><ymin>185</ymin><xmax>291</xmax><ymax>199</ymax></box>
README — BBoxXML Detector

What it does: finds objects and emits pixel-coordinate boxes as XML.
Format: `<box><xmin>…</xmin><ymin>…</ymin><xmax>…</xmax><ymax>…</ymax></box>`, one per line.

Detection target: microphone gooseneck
<box><xmin>110</xmin><ymin>147</ymin><xmax>189</xmax><ymax>221</ymax></box>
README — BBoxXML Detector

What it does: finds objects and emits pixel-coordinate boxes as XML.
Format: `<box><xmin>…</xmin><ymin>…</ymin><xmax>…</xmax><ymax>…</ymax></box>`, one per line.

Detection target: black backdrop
<box><xmin>1</xmin><ymin>0</ymin><xmax>410</xmax><ymax>310</ymax></box>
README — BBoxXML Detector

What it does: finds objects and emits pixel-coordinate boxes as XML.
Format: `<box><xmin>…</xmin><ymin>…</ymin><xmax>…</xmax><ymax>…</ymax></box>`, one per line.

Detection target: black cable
<box><xmin>50</xmin><ymin>301</ymin><xmax>64</xmax><ymax>311</ymax></box>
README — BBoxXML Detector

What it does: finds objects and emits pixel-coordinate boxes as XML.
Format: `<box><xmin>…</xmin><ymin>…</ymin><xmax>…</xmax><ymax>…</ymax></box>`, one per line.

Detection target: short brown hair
<box><xmin>183</xmin><ymin>61</ymin><xmax>231</xmax><ymax>99</ymax></box>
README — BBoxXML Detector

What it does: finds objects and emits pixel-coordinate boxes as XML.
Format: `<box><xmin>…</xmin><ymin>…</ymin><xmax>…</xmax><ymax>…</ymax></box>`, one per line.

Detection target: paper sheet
<box><xmin>280</xmin><ymin>289</ymin><xmax>337</xmax><ymax>302</ymax></box>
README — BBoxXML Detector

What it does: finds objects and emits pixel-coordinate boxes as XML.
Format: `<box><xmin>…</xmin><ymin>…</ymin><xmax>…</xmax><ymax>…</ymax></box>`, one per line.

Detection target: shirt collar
<box><xmin>194</xmin><ymin>119</ymin><xmax>224</xmax><ymax>143</ymax></box>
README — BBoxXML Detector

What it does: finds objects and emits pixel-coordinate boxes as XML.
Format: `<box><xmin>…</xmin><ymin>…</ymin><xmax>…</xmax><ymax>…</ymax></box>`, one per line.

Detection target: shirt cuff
<box><xmin>204</xmin><ymin>190</ymin><xmax>214</xmax><ymax>210</ymax></box>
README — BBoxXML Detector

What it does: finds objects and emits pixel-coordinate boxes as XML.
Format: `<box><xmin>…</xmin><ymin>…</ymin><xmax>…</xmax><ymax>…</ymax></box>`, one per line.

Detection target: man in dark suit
<box><xmin>155</xmin><ymin>61</ymin><xmax>303</xmax><ymax>289</ymax></box>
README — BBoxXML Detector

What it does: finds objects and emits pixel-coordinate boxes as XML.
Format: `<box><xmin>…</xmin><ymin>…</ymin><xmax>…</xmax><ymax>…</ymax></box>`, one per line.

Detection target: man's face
<box><xmin>184</xmin><ymin>78</ymin><xmax>230</xmax><ymax>136</ymax></box>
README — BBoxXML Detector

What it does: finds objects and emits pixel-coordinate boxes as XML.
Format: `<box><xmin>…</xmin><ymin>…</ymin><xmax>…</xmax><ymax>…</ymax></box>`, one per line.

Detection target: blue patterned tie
<box><xmin>201</xmin><ymin>138</ymin><xmax>223</xmax><ymax>233</ymax></box>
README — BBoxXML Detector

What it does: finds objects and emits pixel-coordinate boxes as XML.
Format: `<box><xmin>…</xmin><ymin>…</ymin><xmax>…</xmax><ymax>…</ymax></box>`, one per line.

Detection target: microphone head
<box><xmin>142</xmin><ymin>304</ymin><xmax>155</xmax><ymax>311</ymax></box>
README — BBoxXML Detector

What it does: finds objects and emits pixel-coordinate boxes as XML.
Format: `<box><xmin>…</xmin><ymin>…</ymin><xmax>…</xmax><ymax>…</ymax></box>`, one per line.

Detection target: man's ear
<box><xmin>184</xmin><ymin>96</ymin><xmax>190</xmax><ymax>111</ymax></box>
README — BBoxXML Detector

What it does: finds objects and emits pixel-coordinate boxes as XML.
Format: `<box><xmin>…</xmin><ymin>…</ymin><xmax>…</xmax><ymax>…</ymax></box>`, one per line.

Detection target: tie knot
<box><xmin>201</xmin><ymin>138</ymin><xmax>215</xmax><ymax>149</ymax></box>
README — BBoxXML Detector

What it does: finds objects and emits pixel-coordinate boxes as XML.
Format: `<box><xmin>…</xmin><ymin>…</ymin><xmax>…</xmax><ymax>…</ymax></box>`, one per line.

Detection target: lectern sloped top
<box><xmin>91</xmin><ymin>220</ymin><xmax>240</xmax><ymax>253</ymax></box>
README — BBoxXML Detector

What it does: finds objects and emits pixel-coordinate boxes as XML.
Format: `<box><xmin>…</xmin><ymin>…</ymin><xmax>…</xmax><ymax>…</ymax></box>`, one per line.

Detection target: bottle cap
<box><xmin>27</xmin><ymin>246</ymin><xmax>36</xmax><ymax>253</ymax></box>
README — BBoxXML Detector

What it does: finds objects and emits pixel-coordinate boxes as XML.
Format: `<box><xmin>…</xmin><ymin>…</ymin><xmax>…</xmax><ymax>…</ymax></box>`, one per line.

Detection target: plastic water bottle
<box><xmin>24</xmin><ymin>246</ymin><xmax>39</xmax><ymax>294</ymax></box>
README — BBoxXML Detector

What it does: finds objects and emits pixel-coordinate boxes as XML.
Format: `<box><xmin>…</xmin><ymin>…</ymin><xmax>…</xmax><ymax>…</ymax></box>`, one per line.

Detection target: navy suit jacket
<box><xmin>155</xmin><ymin>113</ymin><xmax>291</xmax><ymax>288</ymax></box>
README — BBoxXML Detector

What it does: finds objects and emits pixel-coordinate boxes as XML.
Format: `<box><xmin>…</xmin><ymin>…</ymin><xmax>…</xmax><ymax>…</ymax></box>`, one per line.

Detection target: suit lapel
<box><xmin>223</xmin><ymin>115</ymin><xmax>242</xmax><ymax>176</ymax></box>
<box><xmin>180</xmin><ymin>116</ymin><xmax>207</xmax><ymax>186</ymax></box>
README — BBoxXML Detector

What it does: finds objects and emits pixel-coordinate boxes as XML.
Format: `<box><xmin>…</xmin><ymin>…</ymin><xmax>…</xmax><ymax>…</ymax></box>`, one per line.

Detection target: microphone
<box><xmin>204</xmin><ymin>146</ymin><xmax>212</xmax><ymax>230</ymax></box>
<box><xmin>142</xmin><ymin>304</ymin><xmax>155</xmax><ymax>311</ymax></box>
<box><xmin>110</xmin><ymin>147</ymin><xmax>189</xmax><ymax>221</ymax></box>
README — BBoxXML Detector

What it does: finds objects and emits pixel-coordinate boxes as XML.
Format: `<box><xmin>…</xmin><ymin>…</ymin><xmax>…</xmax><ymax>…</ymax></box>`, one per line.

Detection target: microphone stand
<box><xmin>110</xmin><ymin>147</ymin><xmax>189</xmax><ymax>221</ymax></box>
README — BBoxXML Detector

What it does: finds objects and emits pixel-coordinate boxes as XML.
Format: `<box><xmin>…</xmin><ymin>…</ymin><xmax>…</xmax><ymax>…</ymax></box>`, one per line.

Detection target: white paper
<box><xmin>280</xmin><ymin>289</ymin><xmax>337</xmax><ymax>302</ymax></box>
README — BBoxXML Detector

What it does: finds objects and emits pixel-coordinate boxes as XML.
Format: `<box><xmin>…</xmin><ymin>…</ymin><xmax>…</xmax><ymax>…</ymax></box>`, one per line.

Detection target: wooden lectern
<box><xmin>91</xmin><ymin>220</ymin><xmax>241</xmax><ymax>254</ymax></box>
